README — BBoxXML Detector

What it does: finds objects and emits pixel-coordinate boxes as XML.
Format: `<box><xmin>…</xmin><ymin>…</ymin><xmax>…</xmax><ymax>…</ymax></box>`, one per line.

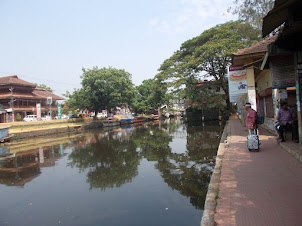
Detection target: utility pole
<box><xmin>9</xmin><ymin>87</ymin><xmax>14</xmax><ymax>122</ymax></box>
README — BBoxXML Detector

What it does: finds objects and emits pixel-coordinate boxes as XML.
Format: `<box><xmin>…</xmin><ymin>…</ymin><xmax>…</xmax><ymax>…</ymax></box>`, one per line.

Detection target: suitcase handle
<box><xmin>248</xmin><ymin>129</ymin><xmax>257</xmax><ymax>135</ymax></box>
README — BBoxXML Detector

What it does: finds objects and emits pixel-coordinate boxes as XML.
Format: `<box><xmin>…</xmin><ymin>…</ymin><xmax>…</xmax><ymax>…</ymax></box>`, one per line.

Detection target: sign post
<box><xmin>47</xmin><ymin>97</ymin><xmax>52</xmax><ymax>119</ymax></box>
<box><xmin>36</xmin><ymin>103</ymin><xmax>41</xmax><ymax>120</ymax></box>
<box><xmin>57</xmin><ymin>104</ymin><xmax>62</xmax><ymax>119</ymax></box>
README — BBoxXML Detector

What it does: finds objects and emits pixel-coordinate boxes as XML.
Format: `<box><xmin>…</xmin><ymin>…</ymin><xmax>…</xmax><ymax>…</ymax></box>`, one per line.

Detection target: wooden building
<box><xmin>0</xmin><ymin>75</ymin><xmax>65</xmax><ymax>123</ymax></box>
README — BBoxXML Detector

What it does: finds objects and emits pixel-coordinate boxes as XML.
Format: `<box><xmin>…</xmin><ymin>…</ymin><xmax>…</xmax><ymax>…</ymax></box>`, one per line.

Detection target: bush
<box><xmin>16</xmin><ymin>113</ymin><xmax>22</xmax><ymax>121</ymax></box>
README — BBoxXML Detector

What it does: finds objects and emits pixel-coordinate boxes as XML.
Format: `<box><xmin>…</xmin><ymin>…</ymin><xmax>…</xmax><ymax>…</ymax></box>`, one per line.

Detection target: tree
<box><xmin>66</xmin><ymin>67</ymin><xmax>135</xmax><ymax>116</ymax></box>
<box><xmin>148</xmin><ymin>73</ymin><xmax>168</xmax><ymax>110</ymax></box>
<box><xmin>229</xmin><ymin>0</ymin><xmax>274</xmax><ymax>33</ymax></box>
<box><xmin>159</xmin><ymin>20</ymin><xmax>260</xmax><ymax>110</ymax></box>
<box><xmin>131</xmin><ymin>79</ymin><xmax>154</xmax><ymax>114</ymax></box>
<box><xmin>34</xmin><ymin>83</ymin><xmax>53</xmax><ymax>92</ymax></box>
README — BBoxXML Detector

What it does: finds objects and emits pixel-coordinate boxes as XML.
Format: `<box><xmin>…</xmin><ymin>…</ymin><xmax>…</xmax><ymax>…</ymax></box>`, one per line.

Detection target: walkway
<box><xmin>214</xmin><ymin>118</ymin><xmax>302</xmax><ymax>226</ymax></box>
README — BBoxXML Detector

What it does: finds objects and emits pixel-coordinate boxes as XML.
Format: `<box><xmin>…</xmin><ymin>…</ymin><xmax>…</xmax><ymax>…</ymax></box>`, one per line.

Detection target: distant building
<box><xmin>0</xmin><ymin>75</ymin><xmax>65</xmax><ymax>123</ymax></box>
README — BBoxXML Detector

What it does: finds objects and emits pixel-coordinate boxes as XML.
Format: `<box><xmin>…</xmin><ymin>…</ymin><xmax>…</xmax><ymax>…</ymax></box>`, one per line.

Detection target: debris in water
<box><xmin>165</xmin><ymin>208</ymin><xmax>168</xmax><ymax>210</ymax></box>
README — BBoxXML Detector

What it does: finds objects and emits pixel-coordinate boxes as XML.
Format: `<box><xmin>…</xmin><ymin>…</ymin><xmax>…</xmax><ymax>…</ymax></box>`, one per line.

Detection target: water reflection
<box><xmin>0</xmin><ymin>119</ymin><xmax>224</xmax><ymax>212</ymax></box>
<box><xmin>0</xmin><ymin>145</ymin><xmax>67</xmax><ymax>187</ymax></box>
<box><xmin>68</xmin><ymin>131</ymin><xmax>140</xmax><ymax>190</ymax></box>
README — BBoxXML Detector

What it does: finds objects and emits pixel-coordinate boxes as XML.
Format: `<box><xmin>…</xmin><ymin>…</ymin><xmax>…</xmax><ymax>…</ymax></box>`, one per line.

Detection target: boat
<box><xmin>0</xmin><ymin>127</ymin><xmax>14</xmax><ymax>143</ymax></box>
<box><xmin>150</xmin><ymin>115</ymin><xmax>159</xmax><ymax>121</ymax></box>
<box><xmin>117</xmin><ymin>115</ymin><xmax>135</xmax><ymax>125</ymax></box>
<box><xmin>134</xmin><ymin>116</ymin><xmax>146</xmax><ymax>123</ymax></box>
<box><xmin>102</xmin><ymin>119</ymin><xmax>120</xmax><ymax>127</ymax></box>
<box><xmin>0</xmin><ymin>146</ymin><xmax>10</xmax><ymax>157</ymax></box>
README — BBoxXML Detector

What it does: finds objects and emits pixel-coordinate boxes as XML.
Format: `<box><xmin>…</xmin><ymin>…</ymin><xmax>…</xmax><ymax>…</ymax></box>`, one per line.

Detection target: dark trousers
<box><xmin>279</xmin><ymin>123</ymin><xmax>292</xmax><ymax>141</ymax></box>
<box><xmin>292</xmin><ymin>121</ymin><xmax>299</xmax><ymax>142</ymax></box>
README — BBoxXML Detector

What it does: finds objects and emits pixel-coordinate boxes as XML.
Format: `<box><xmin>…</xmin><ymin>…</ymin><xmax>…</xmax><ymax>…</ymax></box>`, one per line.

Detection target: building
<box><xmin>262</xmin><ymin>0</ymin><xmax>302</xmax><ymax>147</ymax></box>
<box><xmin>231</xmin><ymin>35</ymin><xmax>278</xmax><ymax>131</ymax></box>
<box><xmin>0</xmin><ymin>75</ymin><xmax>65</xmax><ymax>123</ymax></box>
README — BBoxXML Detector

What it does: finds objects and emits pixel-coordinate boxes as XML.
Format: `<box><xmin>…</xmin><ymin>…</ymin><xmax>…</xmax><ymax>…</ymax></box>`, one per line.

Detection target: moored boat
<box><xmin>134</xmin><ymin>116</ymin><xmax>146</xmax><ymax>123</ymax></box>
<box><xmin>117</xmin><ymin>115</ymin><xmax>135</xmax><ymax>125</ymax></box>
<box><xmin>103</xmin><ymin>119</ymin><xmax>120</xmax><ymax>127</ymax></box>
<box><xmin>0</xmin><ymin>127</ymin><xmax>13</xmax><ymax>143</ymax></box>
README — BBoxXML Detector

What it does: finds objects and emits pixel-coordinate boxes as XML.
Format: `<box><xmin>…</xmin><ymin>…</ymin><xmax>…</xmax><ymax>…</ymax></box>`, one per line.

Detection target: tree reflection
<box><xmin>67</xmin><ymin>120</ymin><xmax>223</xmax><ymax>210</ymax></box>
<box><xmin>134</xmin><ymin>121</ymin><xmax>222</xmax><ymax>210</ymax></box>
<box><xmin>186</xmin><ymin>122</ymin><xmax>223</xmax><ymax>160</ymax></box>
<box><xmin>132</xmin><ymin>125</ymin><xmax>172</xmax><ymax>161</ymax></box>
<box><xmin>68</xmin><ymin>132</ymin><xmax>140</xmax><ymax>190</ymax></box>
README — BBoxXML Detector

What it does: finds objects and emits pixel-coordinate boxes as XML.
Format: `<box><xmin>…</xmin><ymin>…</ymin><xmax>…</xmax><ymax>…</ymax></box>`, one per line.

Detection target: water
<box><xmin>0</xmin><ymin>119</ymin><xmax>224</xmax><ymax>226</ymax></box>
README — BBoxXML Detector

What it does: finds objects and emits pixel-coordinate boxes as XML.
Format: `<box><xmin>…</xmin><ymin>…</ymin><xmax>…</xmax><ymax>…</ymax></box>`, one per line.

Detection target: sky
<box><xmin>0</xmin><ymin>0</ymin><xmax>237</xmax><ymax>97</ymax></box>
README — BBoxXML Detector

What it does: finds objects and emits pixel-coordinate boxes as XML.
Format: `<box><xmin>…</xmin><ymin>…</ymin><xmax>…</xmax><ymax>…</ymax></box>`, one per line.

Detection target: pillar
<box><xmin>295</xmin><ymin>51</ymin><xmax>302</xmax><ymax>150</ymax></box>
<box><xmin>246</xmin><ymin>67</ymin><xmax>257</xmax><ymax>111</ymax></box>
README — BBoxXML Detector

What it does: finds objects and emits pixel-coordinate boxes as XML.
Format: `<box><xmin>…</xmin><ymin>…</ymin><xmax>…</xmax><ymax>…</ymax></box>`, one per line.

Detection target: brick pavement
<box><xmin>214</xmin><ymin>118</ymin><xmax>302</xmax><ymax>226</ymax></box>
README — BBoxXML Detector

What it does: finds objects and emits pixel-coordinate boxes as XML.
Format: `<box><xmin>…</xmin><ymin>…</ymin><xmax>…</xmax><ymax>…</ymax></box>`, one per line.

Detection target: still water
<box><xmin>0</xmin><ymin>119</ymin><xmax>224</xmax><ymax>226</ymax></box>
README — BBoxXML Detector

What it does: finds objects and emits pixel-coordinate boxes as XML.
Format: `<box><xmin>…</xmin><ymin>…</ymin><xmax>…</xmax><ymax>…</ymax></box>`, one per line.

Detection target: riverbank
<box><xmin>201</xmin><ymin>116</ymin><xmax>302</xmax><ymax>226</ymax></box>
<box><xmin>1</xmin><ymin>118</ymin><xmax>93</xmax><ymax>140</ymax></box>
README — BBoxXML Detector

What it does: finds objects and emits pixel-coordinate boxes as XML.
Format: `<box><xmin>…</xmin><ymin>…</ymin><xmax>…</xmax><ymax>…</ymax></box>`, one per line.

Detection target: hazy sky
<box><xmin>0</xmin><ymin>0</ymin><xmax>236</xmax><ymax>97</ymax></box>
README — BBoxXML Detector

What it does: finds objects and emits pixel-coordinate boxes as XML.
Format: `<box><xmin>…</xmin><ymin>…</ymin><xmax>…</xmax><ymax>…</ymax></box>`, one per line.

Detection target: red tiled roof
<box><xmin>33</xmin><ymin>89</ymin><xmax>65</xmax><ymax>100</ymax></box>
<box><xmin>0</xmin><ymin>75</ymin><xmax>36</xmax><ymax>87</ymax></box>
<box><xmin>0</xmin><ymin>89</ymin><xmax>64</xmax><ymax>100</ymax></box>
<box><xmin>233</xmin><ymin>35</ymin><xmax>278</xmax><ymax>56</ymax></box>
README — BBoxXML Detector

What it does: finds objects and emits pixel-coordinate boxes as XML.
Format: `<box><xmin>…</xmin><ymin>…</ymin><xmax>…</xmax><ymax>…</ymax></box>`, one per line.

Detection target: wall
<box><xmin>256</xmin><ymin>70</ymin><xmax>272</xmax><ymax>93</ymax></box>
<box><xmin>246</xmin><ymin>67</ymin><xmax>257</xmax><ymax>110</ymax></box>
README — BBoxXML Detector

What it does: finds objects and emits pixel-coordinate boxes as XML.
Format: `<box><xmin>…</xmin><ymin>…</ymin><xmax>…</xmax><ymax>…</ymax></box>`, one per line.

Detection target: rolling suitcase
<box><xmin>247</xmin><ymin>129</ymin><xmax>259</xmax><ymax>151</ymax></box>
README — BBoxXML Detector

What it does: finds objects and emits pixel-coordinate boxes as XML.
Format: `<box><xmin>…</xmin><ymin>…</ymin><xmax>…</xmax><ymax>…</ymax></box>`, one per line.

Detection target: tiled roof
<box><xmin>33</xmin><ymin>89</ymin><xmax>65</xmax><ymax>100</ymax></box>
<box><xmin>0</xmin><ymin>75</ymin><xmax>36</xmax><ymax>87</ymax></box>
<box><xmin>0</xmin><ymin>89</ymin><xmax>65</xmax><ymax>100</ymax></box>
<box><xmin>0</xmin><ymin>76</ymin><xmax>65</xmax><ymax>100</ymax></box>
<box><xmin>233</xmin><ymin>35</ymin><xmax>278</xmax><ymax>56</ymax></box>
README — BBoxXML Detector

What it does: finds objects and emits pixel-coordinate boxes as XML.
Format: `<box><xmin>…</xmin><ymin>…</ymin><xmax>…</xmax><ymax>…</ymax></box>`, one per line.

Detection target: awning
<box><xmin>262</xmin><ymin>0</ymin><xmax>296</xmax><ymax>37</ymax></box>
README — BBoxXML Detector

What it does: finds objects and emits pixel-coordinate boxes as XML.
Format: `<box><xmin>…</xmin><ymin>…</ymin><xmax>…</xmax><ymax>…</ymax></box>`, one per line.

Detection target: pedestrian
<box><xmin>244</xmin><ymin>102</ymin><xmax>257</xmax><ymax>134</ymax></box>
<box><xmin>277</xmin><ymin>102</ymin><xmax>293</xmax><ymax>142</ymax></box>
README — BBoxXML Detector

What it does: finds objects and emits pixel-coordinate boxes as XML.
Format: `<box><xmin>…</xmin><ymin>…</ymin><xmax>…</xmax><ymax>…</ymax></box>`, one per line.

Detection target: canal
<box><xmin>0</xmin><ymin>119</ymin><xmax>224</xmax><ymax>226</ymax></box>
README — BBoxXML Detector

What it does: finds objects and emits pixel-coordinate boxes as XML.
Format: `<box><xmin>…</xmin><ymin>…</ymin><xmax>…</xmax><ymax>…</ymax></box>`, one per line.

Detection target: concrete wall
<box><xmin>247</xmin><ymin>67</ymin><xmax>257</xmax><ymax>111</ymax></box>
<box><xmin>256</xmin><ymin>69</ymin><xmax>272</xmax><ymax>93</ymax></box>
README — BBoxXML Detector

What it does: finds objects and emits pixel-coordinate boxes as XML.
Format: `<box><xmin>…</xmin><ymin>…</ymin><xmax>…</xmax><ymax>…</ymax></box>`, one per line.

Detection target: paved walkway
<box><xmin>214</xmin><ymin>118</ymin><xmax>302</xmax><ymax>226</ymax></box>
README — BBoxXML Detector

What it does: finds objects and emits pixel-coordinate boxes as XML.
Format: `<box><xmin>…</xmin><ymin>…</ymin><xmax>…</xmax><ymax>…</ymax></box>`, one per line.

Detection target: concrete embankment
<box><xmin>201</xmin><ymin>121</ymin><xmax>230</xmax><ymax>226</ymax></box>
<box><xmin>3</xmin><ymin>118</ymin><xmax>96</xmax><ymax>140</ymax></box>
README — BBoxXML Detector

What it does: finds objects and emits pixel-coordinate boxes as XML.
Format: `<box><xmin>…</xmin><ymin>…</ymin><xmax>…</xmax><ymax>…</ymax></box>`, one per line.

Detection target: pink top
<box><xmin>246</xmin><ymin>109</ymin><xmax>257</xmax><ymax>129</ymax></box>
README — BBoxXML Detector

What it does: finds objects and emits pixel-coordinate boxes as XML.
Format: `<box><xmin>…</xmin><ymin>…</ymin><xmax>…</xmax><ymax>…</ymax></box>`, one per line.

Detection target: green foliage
<box><xmin>66</xmin><ymin>67</ymin><xmax>135</xmax><ymax>115</ymax></box>
<box><xmin>159</xmin><ymin>20</ymin><xmax>260</xmax><ymax>109</ymax></box>
<box><xmin>131</xmin><ymin>79</ymin><xmax>154</xmax><ymax>114</ymax></box>
<box><xmin>229</xmin><ymin>0</ymin><xmax>274</xmax><ymax>32</ymax></box>
<box><xmin>16</xmin><ymin>113</ymin><xmax>22</xmax><ymax>121</ymax></box>
<box><xmin>148</xmin><ymin>73</ymin><xmax>168</xmax><ymax>109</ymax></box>
<box><xmin>187</xmin><ymin>82</ymin><xmax>226</xmax><ymax>109</ymax></box>
<box><xmin>34</xmin><ymin>83</ymin><xmax>53</xmax><ymax>92</ymax></box>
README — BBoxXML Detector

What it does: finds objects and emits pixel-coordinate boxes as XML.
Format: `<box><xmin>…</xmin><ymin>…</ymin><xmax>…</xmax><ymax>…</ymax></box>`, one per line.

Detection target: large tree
<box><xmin>131</xmin><ymin>79</ymin><xmax>154</xmax><ymax>114</ymax></box>
<box><xmin>159</xmin><ymin>20</ymin><xmax>260</xmax><ymax>109</ymax></box>
<box><xmin>229</xmin><ymin>0</ymin><xmax>274</xmax><ymax>33</ymax></box>
<box><xmin>66</xmin><ymin>67</ymin><xmax>135</xmax><ymax>116</ymax></box>
<box><xmin>148</xmin><ymin>73</ymin><xmax>169</xmax><ymax>110</ymax></box>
